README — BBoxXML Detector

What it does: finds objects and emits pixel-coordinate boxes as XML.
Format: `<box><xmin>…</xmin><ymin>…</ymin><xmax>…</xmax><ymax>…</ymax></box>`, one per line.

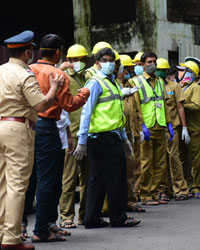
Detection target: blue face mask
<box><xmin>124</xmin><ymin>73</ymin><xmax>131</xmax><ymax>80</ymax></box>
<box><xmin>100</xmin><ymin>62</ymin><xmax>115</xmax><ymax>75</ymax></box>
<box><xmin>134</xmin><ymin>65</ymin><xmax>144</xmax><ymax>76</ymax></box>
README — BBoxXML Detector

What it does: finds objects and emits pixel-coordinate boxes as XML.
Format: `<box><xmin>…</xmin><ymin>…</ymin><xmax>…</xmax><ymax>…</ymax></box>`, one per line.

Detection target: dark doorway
<box><xmin>0</xmin><ymin>0</ymin><xmax>74</xmax><ymax>64</ymax></box>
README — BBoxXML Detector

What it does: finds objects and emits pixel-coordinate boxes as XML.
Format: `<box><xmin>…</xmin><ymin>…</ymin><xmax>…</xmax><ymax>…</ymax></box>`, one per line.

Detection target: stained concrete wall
<box><xmin>73</xmin><ymin>0</ymin><xmax>198</xmax><ymax>59</ymax></box>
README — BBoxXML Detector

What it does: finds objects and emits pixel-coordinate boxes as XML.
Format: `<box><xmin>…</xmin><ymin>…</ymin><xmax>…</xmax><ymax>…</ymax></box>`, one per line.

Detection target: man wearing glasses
<box><xmin>74</xmin><ymin>47</ymin><xmax>141</xmax><ymax>228</ymax></box>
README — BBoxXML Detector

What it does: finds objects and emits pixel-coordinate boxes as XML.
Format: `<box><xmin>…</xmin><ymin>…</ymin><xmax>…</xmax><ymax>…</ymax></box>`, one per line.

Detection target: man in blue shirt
<box><xmin>74</xmin><ymin>48</ymin><xmax>141</xmax><ymax>228</ymax></box>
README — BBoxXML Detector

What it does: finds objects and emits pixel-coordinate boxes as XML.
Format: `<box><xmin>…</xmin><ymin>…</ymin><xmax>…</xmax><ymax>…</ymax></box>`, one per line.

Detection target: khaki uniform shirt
<box><xmin>118</xmin><ymin>78</ymin><xmax>142</xmax><ymax>137</ymax></box>
<box><xmin>0</xmin><ymin>58</ymin><xmax>45</xmax><ymax>122</ymax></box>
<box><xmin>165</xmin><ymin>79</ymin><xmax>185</xmax><ymax>128</ymax></box>
<box><xmin>66</xmin><ymin>68</ymin><xmax>86</xmax><ymax>138</ymax></box>
<box><xmin>129</xmin><ymin>72</ymin><xmax>171</xmax><ymax>130</ymax></box>
<box><xmin>182</xmin><ymin>82</ymin><xmax>200</xmax><ymax>132</ymax></box>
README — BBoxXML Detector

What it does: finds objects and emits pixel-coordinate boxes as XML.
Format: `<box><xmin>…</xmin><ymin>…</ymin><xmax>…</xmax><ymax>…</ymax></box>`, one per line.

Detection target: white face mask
<box><xmin>72</xmin><ymin>61</ymin><xmax>86</xmax><ymax>73</ymax></box>
<box><xmin>26</xmin><ymin>50</ymin><xmax>34</xmax><ymax>65</ymax></box>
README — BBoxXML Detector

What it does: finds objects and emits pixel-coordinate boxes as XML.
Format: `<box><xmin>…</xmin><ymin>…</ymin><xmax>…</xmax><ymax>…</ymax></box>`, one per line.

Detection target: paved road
<box><xmin>26</xmin><ymin>198</ymin><xmax>200</xmax><ymax>250</ymax></box>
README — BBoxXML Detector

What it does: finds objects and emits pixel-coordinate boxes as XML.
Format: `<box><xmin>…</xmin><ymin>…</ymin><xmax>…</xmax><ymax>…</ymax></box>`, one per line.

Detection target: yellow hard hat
<box><xmin>92</xmin><ymin>41</ymin><xmax>112</xmax><ymax>55</ymax></box>
<box><xmin>113</xmin><ymin>49</ymin><xmax>120</xmax><ymax>61</ymax></box>
<box><xmin>67</xmin><ymin>44</ymin><xmax>88</xmax><ymax>58</ymax></box>
<box><xmin>133</xmin><ymin>51</ymin><xmax>144</xmax><ymax>62</ymax></box>
<box><xmin>180</xmin><ymin>60</ymin><xmax>200</xmax><ymax>77</ymax></box>
<box><xmin>119</xmin><ymin>54</ymin><xmax>134</xmax><ymax>66</ymax></box>
<box><xmin>156</xmin><ymin>58</ymin><xmax>170</xmax><ymax>69</ymax></box>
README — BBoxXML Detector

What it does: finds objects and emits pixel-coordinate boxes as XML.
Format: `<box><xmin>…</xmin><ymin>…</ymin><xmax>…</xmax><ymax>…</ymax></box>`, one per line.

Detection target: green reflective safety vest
<box><xmin>133</xmin><ymin>75</ymin><xmax>167</xmax><ymax>129</ymax></box>
<box><xmin>86</xmin><ymin>66</ymin><xmax>97</xmax><ymax>76</ymax></box>
<box><xmin>88</xmin><ymin>75</ymin><xmax>126</xmax><ymax>133</ymax></box>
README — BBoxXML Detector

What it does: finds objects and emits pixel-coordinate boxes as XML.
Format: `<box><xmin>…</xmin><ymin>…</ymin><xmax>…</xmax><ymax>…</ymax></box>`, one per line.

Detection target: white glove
<box><xmin>121</xmin><ymin>87</ymin><xmax>132</xmax><ymax>97</ymax></box>
<box><xmin>121</xmin><ymin>87</ymin><xmax>140</xmax><ymax>98</ymax></box>
<box><xmin>73</xmin><ymin>144</ymin><xmax>87</xmax><ymax>160</ymax></box>
<box><xmin>182</xmin><ymin>127</ymin><xmax>190</xmax><ymax>144</ymax></box>
<box><xmin>124</xmin><ymin>139</ymin><xmax>134</xmax><ymax>158</ymax></box>
<box><xmin>130</xmin><ymin>86</ymin><xmax>140</xmax><ymax>94</ymax></box>
<box><xmin>139</xmin><ymin>131</ymin><xmax>145</xmax><ymax>143</ymax></box>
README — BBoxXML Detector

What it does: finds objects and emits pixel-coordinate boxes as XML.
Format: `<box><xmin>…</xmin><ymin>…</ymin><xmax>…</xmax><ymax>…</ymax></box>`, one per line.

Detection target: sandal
<box><xmin>21</xmin><ymin>225</ymin><xmax>28</xmax><ymax>241</ymax></box>
<box><xmin>59</xmin><ymin>220</ymin><xmax>77</xmax><ymax>229</ymax></box>
<box><xmin>32</xmin><ymin>232</ymin><xmax>66</xmax><ymax>243</ymax></box>
<box><xmin>159</xmin><ymin>193</ymin><xmax>170</xmax><ymax>202</ymax></box>
<box><xmin>157</xmin><ymin>199</ymin><xmax>168</xmax><ymax>204</ymax></box>
<box><xmin>50</xmin><ymin>225</ymin><xmax>71</xmax><ymax>236</ymax></box>
<box><xmin>111</xmin><ymin>216</ymin><xmax>141</xmax><ymax>227</ymax></box>
<box><xmin>127</xmin><ymin>204</ymin><xmax>146</xmax><ymax>213</ymax></box>
<box><xmin>175</xmin><ymin>194</ymin><xmax>189</xmax><ymax>201</ymax></box>
<box><xmin>141</xmin><ymin>199</ymin><xmax>159</xmax><ymax>206</ymax></box>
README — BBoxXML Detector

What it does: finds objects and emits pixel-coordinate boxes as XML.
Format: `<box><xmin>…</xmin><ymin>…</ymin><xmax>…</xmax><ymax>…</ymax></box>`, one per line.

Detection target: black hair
<box><xmin>8</xmin><ymin>45</ymin><xmax>32</xmax><ymax>57</ymax></box>
<box><xmin>166</xmin><ymin>65</ymin><xmax>178</xmax><ymax>77</ymax></box>
<box><xmin>141</xmin><ymin>52</ymin><xmax>157</xmax><ymax>63</ymax></box>
<box><xmin>40</xmin><ymin>34</ymin><xmax>64</xmax><ymax>57</ymax></box>
<box><xmin>95</xmin><ymin>47</ymin><xmax>115</xmax><ymax>61</ymax></box>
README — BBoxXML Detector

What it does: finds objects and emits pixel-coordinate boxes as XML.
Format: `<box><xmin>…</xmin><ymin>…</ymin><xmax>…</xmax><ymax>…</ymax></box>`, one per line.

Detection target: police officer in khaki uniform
<box><xmin>0</xmin><ymin>31</ymin><xmax>63</xmax><ymax>250</ymax></box>
<box><xmin>177</xmin><ymin>61</ymin><xmax>200</xmax><ymax>197</ymax></box>
<box><xmin>156</xmin><ymin>58</ymin><xmax>190</xmax><ymax>201</ymax></box>
<box><xmin>59</xmin><ymin>44</ymin><xmax>90</xmax><ymax>228</ymax></box>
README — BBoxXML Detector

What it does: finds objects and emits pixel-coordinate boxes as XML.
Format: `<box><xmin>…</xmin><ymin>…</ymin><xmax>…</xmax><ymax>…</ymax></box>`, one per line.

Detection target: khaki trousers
<box><xmin>179</xmin><ymin>132</ymin><xmax>192</xmax><ymax>188</ymax></box>
<box><xmin>140</xmin><ymin>129</ymin><xmax>167</xmax><ymax>202</ymax></box>
<box><xmin>59</xmin><ymin>137</ymin><xmax>89</xmax><ymax>221</ymax></box>
<box><xmin>126</xmin><ymin>135</ymin><xmax>141</xmax><ymax>208</ymax></box>
<box><xmin>0</xmin><ymin>120</ymin><xmax>34</xmax><ymax>244</ymax></box>
<box><xmin>160</xmin><ymin>128</ymin><xmax>189</xmax><ymax>196</ymax></box>
<box><xmin>189</xmin><ymin>131</ymin><xmax>200</xmax><ymax>193</ymax></box>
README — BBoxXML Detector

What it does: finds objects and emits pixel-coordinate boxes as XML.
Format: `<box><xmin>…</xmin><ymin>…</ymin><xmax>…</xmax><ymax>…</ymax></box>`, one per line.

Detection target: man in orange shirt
<box><xmin>30</xmin><ymin>34</ymin><xmax>90</xmax><ymax>243</ymax></box>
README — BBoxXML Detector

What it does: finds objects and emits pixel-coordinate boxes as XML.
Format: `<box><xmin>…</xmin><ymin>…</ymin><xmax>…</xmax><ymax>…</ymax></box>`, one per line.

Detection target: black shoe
<box><xmin>85</xmin><ymin>219</ymin><xmax>109</xmax><ymax>229</ymax></box>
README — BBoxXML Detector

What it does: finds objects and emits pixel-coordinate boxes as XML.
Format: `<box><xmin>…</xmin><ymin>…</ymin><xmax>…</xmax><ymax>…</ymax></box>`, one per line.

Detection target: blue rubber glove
<box><xmin>167</xmin><ymin>122</ymin><xmax>174</xmax><ymax>141</ymax></box>
<box><xmin>142</xmin><ymin>123</ymin><xmax>152</xmax><ymax>141</ymax></box>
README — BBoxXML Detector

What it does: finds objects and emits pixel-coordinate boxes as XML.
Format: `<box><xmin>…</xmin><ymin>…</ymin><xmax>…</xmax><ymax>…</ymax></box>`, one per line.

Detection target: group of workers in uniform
<box><xmin>0</xmin><ymin>30</ymin><xmax>200</xmax><ymax>250</ymax></box>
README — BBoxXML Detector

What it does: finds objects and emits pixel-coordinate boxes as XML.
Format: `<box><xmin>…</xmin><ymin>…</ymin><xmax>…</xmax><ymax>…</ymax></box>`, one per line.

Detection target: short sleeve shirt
<box><xmin>0</xmin><ymin>58</ymin><xmax>45</xmax><ymax>122</ymax></box>
<box><xmin>165</xmin><ymin>79</ymin><xmax>185</xmax><ymax>127</ymax></box>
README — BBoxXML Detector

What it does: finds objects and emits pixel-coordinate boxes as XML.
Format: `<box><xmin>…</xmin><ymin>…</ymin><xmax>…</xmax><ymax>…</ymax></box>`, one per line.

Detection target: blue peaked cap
<box><xmin>4</xmin><ymin>30</ymin><xmax>35</xmax><ymax>47</ymax></box>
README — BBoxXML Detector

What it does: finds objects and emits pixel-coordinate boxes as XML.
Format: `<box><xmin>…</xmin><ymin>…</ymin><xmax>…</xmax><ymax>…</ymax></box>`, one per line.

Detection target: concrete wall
<box><xmin>73</xmin><ymin>0</ymin><xmax>198</xmax><ymax>59</ymax></box>
<box><xmin>155</xmin><ymin>0</ymin><xmax>195</xmax><ymax>59</ymax></box>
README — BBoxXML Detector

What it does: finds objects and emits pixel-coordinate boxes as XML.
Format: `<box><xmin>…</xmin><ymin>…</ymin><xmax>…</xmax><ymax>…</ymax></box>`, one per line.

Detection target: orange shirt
<box><xmin>30</xmin><ymin>60</ymin><xmax>90</xmax><ymax>120</ymax></box>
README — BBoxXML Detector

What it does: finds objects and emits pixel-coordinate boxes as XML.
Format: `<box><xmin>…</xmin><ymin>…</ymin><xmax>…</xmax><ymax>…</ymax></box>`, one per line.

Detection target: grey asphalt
<box><xmin>26</xmin><ymin>198</ymin><xmax>200</xmax><ymax>250</ymax></box>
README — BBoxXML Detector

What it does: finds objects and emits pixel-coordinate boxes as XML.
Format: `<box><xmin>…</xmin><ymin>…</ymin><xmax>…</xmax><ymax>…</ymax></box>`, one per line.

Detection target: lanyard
<box><xmin>183</xmin><ymin>84</ymin><xmax>191</xmax><ymax>92</ymax></box>
<box><xmin>146</xmin><ymin>79</ymin><xmax>159</xmax><ymax>99</ymax></box>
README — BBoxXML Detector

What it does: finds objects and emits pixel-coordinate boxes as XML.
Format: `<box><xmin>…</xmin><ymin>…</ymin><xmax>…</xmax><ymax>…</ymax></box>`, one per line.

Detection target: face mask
<box><xmin>100</xmin><ymin>62</ymin><xmax>115</xmax><ymax>75</ymax></box>
<box><xmin>155</xmin><ymin>70</ymin><xmax>166</xmax><ymax>80</ymax></box>
<box><xmin>134</xmin><ymin>65</ymin><xmax>144</xmax><ymax>76</ymax></box>
<box><xmin>72</xmin><ymin>61</ymin><xmax>86</xmax><ymax>73</ymax></box>
<box><xmin>26</xmin><ymin>50</ymin><xmax>34</xmax><ymax>65</ymax></box>
<box><xmin>124</xmin><ymin>72</ymin><xmax>131</xmax><ymax>80</ymax></box>
<box><xmin>145</xmin><ymin>64</ymin><xmax>156</xmax><ymax>75</ymax></box>
<box><xmin>180</xmin><ymin>72</ymin><xmax>195</xmax><ymax>85</ymax></box>
<box><xmin>118</xmin><ymin>64</ymin><xmax>124</xmax><ymax>74</ymax></box>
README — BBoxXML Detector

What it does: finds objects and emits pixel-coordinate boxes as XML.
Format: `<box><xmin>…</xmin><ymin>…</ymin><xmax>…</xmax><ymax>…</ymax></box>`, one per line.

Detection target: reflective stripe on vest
<box><xmin>86</xmin><ymin>67</ymin><xmax>97</xmax><ymax>76</ymax></box>
<box><xmin>88</xmin><ymin>75</ymin><xmax>126</xmax><ymax>133</ymax></box>
<box><xmin>134</xmin><ymin>75</ymin><xmax>166</xmax><ymax>128</ymax></box>
<box><xmin>92</xmin><ymin>76</ymin><xmax>122</xmax><ymax>104</ymax></box>
<box><xmin>137</xmin><ymin>76</ymin><xmax>164</xmax><ymax>104</ymax></box>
